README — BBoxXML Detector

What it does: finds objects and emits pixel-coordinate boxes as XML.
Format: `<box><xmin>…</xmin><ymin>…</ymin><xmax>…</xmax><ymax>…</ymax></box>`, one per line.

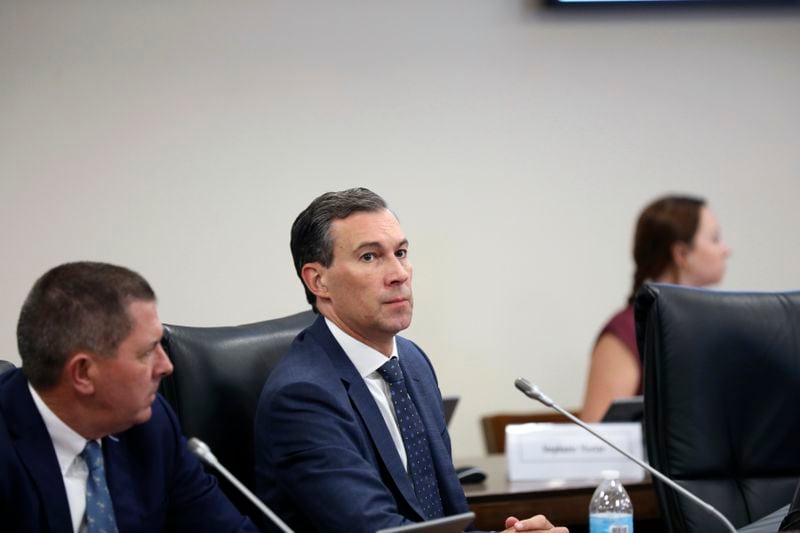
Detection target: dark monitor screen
<box><xmin>376</xmin><ymin>512</ymin><xmax>476</xmax><ymax>533</ymax></box>
<box><xmin>547</xmin><ymin>0</ymin><xmax>800</xmax><ymax>6</ymax></box>
<box><xmin>443</xmin><ymin>396</ymin><xmax>459</xmax><ymax>427</ymax></box>
<box><xmin>601</xmin><ymin>395</ymin><xmax>643</xmax><ymax>423</ymax></box>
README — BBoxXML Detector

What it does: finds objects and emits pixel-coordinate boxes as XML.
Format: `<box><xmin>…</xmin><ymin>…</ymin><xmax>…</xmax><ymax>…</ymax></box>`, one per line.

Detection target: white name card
<box><xmin>505</xmin><ymin>422</ymin><xmax>645</xmax><ymax>482</ymax></box>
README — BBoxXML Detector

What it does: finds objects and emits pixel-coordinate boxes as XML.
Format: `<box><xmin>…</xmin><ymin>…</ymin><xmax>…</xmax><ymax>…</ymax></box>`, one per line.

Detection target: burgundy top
<box><xmin>597</xmin><ymin>305</ymin><xmax>642</xmax><ymax>394</ymax></box>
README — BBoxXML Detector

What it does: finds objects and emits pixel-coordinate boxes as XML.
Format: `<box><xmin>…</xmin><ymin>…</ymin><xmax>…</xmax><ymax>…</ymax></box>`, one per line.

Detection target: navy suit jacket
<box><xmin>255</xmin><ymin>316</ymin><xmax>477</xmax><ymax>532</ymax></box>
<box><xmin>0</xmin><ymin>368</ymin><xmax>258</xmax><ymax>533</ymax></box>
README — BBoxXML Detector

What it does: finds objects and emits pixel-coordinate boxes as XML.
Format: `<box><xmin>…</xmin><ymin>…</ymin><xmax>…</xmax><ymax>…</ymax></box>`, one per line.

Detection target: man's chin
<box><xmin>132</xmin><ymin>406</ymin><xmax>154</xmax><ymax>426</ymax></box>
<box><xmin>384</xmin><ymin>313</ymin><xmax>413</xmax><ymax>334</ymax></box>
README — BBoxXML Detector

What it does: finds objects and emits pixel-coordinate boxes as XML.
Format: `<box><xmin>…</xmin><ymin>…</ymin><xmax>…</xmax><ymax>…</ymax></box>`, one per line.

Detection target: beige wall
<box><xmin>1</xmin><ymin>1</ymin><xmax>798</xmax><ymax>457</ymax></box>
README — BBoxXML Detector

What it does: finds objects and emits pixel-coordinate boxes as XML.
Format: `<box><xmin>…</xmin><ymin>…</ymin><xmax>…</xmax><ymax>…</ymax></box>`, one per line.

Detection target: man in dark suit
<box><xmin>0</xmin><ymin>261</ymin><xmax>258</xmax><ymax>533</ymax></box>
<box><xmin>255</xmin><ymin>188</ymin><xmax>567</xmax><ymax>532</ymax></box>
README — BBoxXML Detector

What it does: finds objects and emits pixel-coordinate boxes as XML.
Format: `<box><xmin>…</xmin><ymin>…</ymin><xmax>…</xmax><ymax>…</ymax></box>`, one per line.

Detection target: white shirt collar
<box><xmin>324</xmin><ymin>317</ymin><xmax>398</xmax><ymax>377</ymax></box>
<box><xmin>28</xmin><ymin>383</ymin><xmax>90</xmax><ymax>476</ymax></box>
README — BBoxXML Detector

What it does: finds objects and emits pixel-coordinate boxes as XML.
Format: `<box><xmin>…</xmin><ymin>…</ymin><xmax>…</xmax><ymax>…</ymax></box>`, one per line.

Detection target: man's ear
<box><xmin>301</xmin><ymin>263</ymin><xmax>329</xmax><ymax>299</ymax></box>
<box><xmin>66</xmin><ymin>352</ymin><xmax>96</xmax><ymax>396</ymax></box>
<box><xmin>671</xmin><ymin>241</ymin><xmax>691</xmax><ymax>270</ymax></box>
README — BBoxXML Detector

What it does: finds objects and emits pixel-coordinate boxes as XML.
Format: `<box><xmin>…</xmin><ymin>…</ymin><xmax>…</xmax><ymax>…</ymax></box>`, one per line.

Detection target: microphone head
<box><xmin>514</xmin><ymin>378</ymin><xmax>534</xmax><ymax>395</ymax></box>
<box><xmin>514</xmin><ymin>378</ymin><xmax>554</xmax><ymax>407</ymax></box>
<box><xmin>188</xmin><ymin>437</ymin><xmax>216</xmax><ymax>464</ymax></box>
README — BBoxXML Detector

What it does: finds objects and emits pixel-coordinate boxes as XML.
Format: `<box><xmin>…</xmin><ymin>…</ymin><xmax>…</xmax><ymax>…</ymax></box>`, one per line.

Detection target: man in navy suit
<box><xmin>255</xmin><ymin>188</ymin><xmax>567</xmax><ymax>532</ymax></box>
<box><xmin>0</xmin><ymin>261</ymin><xmax>258</xmax><ymax>533</ymax></box>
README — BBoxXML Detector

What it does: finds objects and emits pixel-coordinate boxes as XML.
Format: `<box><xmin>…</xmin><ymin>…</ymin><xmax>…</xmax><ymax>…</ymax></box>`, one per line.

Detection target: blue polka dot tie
<box><xmin>81</xmin><ymin>441</ymin><xmax>118</xmax><ymax>533</ymax></box>
<box><xmin>378</xmin><ymin>358</ymin><xmax>444</xmax><ymax>520</ymax></box>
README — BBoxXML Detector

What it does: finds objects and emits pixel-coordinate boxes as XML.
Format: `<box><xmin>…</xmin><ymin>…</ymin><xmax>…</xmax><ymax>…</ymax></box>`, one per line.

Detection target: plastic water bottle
<box><xmin>589</xmin><ymin>469</ymin><xmax>634</xmax><ymax>533</ymax></box>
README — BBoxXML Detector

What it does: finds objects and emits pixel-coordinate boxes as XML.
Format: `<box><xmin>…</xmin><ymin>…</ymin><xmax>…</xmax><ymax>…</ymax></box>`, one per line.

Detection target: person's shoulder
<box><xmin>602</xmin><ymin>305</ymin><xmax>634</xmax><ymax>333</ymax></box>
<box><xmin>0</xmin><ymin>370</ymin><xmax>33</xmax><ymax>449</ymax></box>
<box><xmin>0</xmin><ymin>369</ymin><xmax>29</xmax><ymax>425</ymax></box>
<box><xmin>0</xmin><ymin>395</ymin><xmax>12</xmax><ymax>450</ymax></box>
<box><xmin>0</xmin><ymin>367</ymin><xmax>15</xmax><ymax>384</ymax></box>
<box><xmin>275</xmin><ymin>328</ymin><xmax>332</xmax><ymax>372</ymax></box>
<box><xmin>396</xmin><ymin>335</ymin><xmax>426</xmax><ymax>357</ymax></box>
<box><xmin>396</xmin><ymin>336</ymin><xmax>438</xmax><ymax>378</ymax></box>
<box><xmin>597</xmin><ymin>304</ymin><xmax>638</xmax><ymax>357</ymax></box>
<box><xmin>0</xmin><ymin>372</ymin><xmax>13</xmax><ymax>411</ymax></box>
<box><xmin>262</xmin><ymin>329</ymin><xmax>339</xmax><ymax>403</ymax></box>
<box><xmin>0</xmin><ymin>367</ymin><xmax>22</xmax><ymax>393</ymax></box>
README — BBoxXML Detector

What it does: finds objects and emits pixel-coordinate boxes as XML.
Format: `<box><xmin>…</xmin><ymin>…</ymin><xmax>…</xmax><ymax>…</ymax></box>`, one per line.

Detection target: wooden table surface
<box><xmin>459</xmin><ymin>455</ymin><xmax>661</xmax><ymax>532</ymax></box>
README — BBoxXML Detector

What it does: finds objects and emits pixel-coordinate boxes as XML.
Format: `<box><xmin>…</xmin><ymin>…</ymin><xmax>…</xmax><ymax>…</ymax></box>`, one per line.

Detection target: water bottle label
<box><xmin>589</xmin><ymin>514</ymin><xmax>634</xmax><ymax>533</ymax></box>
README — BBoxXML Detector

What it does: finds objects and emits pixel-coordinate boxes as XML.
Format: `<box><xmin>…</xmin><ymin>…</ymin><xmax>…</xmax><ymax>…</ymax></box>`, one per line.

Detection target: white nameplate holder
<box><xmin>505</xmin><ymin>422</ymin><xmax>645</xmax><ymax>482</ymax></box>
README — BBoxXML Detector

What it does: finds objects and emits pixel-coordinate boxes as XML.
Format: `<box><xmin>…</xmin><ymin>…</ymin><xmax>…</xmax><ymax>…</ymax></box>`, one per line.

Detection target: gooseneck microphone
<box><xmin>187</xmin><ymin>437</ymin><xmax>294</xmax><ymax>533</ymax></box>
<box><xmin>514</xmin><ymin>378</ymin><xmax>737</xmax><ymax>533</ymax></box>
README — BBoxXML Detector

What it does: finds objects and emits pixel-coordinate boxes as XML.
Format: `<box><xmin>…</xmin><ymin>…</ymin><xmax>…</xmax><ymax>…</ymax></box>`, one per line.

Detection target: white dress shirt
<box><xmin>29</xmin><ymin>383</ymin><xmax>92</xmax><ymax>533</ymax></box>
<box><xmin>325</xmin><ymin>318</ymin><xmax>409</xmax><ymax>470</ymax></box>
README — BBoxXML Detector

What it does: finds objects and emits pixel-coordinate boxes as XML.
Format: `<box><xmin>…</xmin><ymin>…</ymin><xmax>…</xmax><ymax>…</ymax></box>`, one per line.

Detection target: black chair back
<box><xmin>158</xmin><ymin>310</ymin><xmax>315</xmax><ymax>520</ymax></box>
<box><xmin>635</xmin><ymin>284</ymin><xmax>800</xmax><ymax>532</ymax></box>
<box><xmin>0</xmin><ymin>360</ymin><xmax>15</xmax><ymax>375</ymax></box>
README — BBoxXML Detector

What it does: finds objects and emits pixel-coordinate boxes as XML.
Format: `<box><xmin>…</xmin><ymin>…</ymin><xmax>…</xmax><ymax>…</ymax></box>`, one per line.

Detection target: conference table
<box><xmin>459</xmin><ymin>455</ymin><xmax>661</xmax><ymax>532</ymax></box>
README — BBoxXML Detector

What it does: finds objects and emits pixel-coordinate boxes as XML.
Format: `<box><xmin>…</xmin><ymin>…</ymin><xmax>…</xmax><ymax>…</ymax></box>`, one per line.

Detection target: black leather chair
<box><xmin>0</xmin><ymin>360</ymin><xmax>15</xmax><ymax>375</ymax></box>
<box><xmin>158</xmin><ymin>310</ymin><xmax>315</xmax><ymax>521</ymax></box>
<box><xmin>635</xmin><ymin>284</ymin><xmax>800</xmax><ymax>533</ymax></box>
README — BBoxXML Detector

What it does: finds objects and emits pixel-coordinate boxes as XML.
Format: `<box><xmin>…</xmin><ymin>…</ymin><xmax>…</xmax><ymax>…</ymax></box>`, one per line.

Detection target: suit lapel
<box><xmin>308</xmin><ymin>318</ymin><xmax>426</xmax><ymax>520</ymax></box>
<box><xmin>3</xmin><ymin>371</ymin><xmax>74</xmax><ymax>533</ymax></box>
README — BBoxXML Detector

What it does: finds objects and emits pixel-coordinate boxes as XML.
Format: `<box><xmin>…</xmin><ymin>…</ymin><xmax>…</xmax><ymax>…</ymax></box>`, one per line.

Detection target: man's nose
<box><xmin>385</xmin><ymin>256</ymin><xmax>411</xmax><ymax>284</ymax></box>
<box><xmin>155</xmin><ymin>344</ymin><xmax>174</xmax><ymax>377</ymax></box>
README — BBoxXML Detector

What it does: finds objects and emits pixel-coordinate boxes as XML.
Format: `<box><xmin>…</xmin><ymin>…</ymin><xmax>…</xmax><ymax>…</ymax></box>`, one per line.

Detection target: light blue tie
<box><xmin>81</xmin><ymin>440</ymin><xmax>118</xmax><ymax>533</ymax></box>
<box><xmin>378</xmin><ymin>357</ymin><xmax>445</xmax><ymax>520</ymax></box>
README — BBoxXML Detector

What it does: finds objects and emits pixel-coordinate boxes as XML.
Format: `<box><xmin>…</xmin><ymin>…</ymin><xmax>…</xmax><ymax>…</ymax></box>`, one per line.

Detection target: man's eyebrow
<box><xmin>353</xmin><ymin>241</ymin><xmax>381</xmax><ymax>253</ymax></box>
<box><xmin>353</xmin><ymin>238</ymin><xmax>409</xmax><ymax>253</ymax></box>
